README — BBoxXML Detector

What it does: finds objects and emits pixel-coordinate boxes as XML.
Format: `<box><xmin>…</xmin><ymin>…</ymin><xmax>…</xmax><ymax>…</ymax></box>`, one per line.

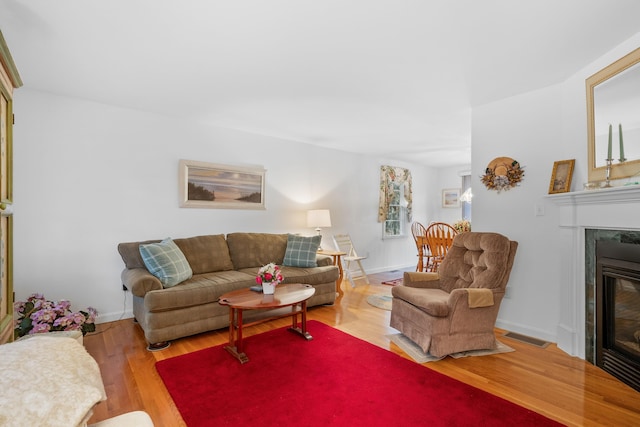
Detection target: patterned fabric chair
<box><xmin>390</xmin><ymin>232</ymin><xmax>518</xmax><ymax>357</ymax></box>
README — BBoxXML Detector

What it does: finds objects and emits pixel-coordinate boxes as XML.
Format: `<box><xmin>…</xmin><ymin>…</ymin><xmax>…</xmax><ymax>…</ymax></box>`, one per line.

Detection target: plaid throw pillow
<box><xmin>282</xmin><ymin>234</ymin><xmax>321</xmax><ymax>268</ymax></box>
<box><xmin>139</xmin><ymin>238</ymin><xmax>193</xmax><ymax>287</ymax></box>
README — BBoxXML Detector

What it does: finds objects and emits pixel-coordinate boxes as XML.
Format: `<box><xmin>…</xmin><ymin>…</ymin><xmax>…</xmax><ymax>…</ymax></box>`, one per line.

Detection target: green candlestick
<box><xmin>608</xmin><ymin>123</ymin><xmax>612</xmax><ymax>160</ymax></box>
<box><xmin>619</xmin><ymin>123</ymin><xmax>625</xmax><ymax>161</ymax></box>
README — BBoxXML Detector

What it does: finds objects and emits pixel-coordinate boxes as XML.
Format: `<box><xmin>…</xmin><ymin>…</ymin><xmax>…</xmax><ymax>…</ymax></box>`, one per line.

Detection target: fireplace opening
<box><xmin>596</xmin><ymin>240</ymin><xmax>640</xmax><ymax>392</ymax></box>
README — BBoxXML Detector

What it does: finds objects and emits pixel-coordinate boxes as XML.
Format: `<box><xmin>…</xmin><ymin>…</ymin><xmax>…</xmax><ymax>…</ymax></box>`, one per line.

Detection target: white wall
<box><xmin>472</xmin><ymin>86</ymin><xmax>565</xmax><ymax>342</ymax></box>
<box><xmin>12</xmin><ymin>89</ymin><xmax>443</xmax><ymax>322</ymax></box>
<box><xmin>471</xmin><ymin>32</ymin><xmax>640</xmax><ymax>348</ymax></box>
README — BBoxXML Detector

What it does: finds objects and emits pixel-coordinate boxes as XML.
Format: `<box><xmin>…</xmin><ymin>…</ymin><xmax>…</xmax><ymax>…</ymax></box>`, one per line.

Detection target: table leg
<box><xmin>333</xmin><ymin>255</ymin><xmax>344</xmax><ymax>297</ymax></box>
<box><xmin>300</xmin><ymin>301</ymin><xmax>309</xmax><ymax>336</ymax></box>
<box><xmin>236</xmin><ymin>309</ymin><xmax>244</xmax><ymax>353</ymax></box>
<box><xmin>227</xmin><ymin>307</ymin><xmax>234</xmax><ymax>347</ymax></box>
<box><xmin>224</xmin><ymin>307</ymin><xmax>249</xmax><ymax>363</ymax></box>
<box><xmin>288</xmin><ymin>301</ymin><xmax>312</xmax><ymax>340</ymax></box>
<box><xmin>291</xmin><ymin>304</ymin><xmax>298</xmax><ymax>329</ymax></box>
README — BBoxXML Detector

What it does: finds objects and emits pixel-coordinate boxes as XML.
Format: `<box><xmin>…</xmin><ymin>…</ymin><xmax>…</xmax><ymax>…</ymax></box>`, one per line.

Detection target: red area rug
<box><xmin>381</xmin><ymin>277</ymin><xmax>403</xmax><ymax>286</ymax></box>
<box><xmin>156</xmin><ymin>321</ymin><xmax>562</xmax><ymax>427</ymax></box>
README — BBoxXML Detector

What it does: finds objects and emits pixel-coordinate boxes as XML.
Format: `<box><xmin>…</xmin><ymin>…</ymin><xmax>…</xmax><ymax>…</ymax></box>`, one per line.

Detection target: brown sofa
<box><xmin>118</xmin><ymin>233</ymin><xmax>339</xmax><ymax>349</ymax></box>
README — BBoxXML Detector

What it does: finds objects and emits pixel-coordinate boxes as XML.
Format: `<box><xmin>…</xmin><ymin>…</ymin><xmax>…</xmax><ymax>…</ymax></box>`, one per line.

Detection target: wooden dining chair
<box><xmin>410</xmin><ymin>222</ymin><xmax>431</xmax><ymax>272</ymax></box>
<box><xmin>424</xmin><ymin>222</ymin><xmax>458</xmax><ymax>272</ymax></box>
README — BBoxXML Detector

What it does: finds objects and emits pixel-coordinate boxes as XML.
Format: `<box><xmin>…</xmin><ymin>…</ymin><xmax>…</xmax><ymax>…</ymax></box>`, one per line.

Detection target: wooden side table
<box><xmin>318</xmin><ymin>249</ymin><xmax>347</xmax><ymax>297</ymax></box>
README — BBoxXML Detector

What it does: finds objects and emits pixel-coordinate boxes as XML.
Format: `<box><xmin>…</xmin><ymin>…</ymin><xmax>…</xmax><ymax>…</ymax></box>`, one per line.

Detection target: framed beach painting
<box><xmin>179</xmin><ymin>160</ymin><xmax>266</xmax><ymax>209</ymax></box>
<box><xmin>442</xmin><ymin>188</ymin><xmax>461</xmax><ymax>208</ymax></box>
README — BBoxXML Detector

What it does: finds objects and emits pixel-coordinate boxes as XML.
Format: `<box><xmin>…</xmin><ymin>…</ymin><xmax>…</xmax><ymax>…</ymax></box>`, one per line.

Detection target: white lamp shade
<box><xmin>307</xmin><ymin>209</ymin><xmax>332</xmax><ymax>228</ymax></box>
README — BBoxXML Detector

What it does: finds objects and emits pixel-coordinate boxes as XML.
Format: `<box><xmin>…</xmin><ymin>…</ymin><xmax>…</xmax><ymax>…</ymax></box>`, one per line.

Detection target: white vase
<box><xmin>262</xmin><ymin>282</ymin><xmax>276</xmax><ymax>295</ymax></box>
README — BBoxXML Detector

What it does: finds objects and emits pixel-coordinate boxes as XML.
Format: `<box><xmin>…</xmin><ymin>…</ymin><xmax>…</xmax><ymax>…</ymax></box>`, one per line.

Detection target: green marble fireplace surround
<box><xmin>585</xmin><ymin>228</ymin><xmax>640</xmax><ymax>363</ymax></box>
<box><xmin>548</xmin><ymin>185</ymin><xmax>640</xmax><ymax>360</ymax></box>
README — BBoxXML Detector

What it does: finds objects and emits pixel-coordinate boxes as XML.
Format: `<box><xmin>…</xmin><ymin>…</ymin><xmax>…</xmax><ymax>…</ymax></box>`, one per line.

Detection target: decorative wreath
<box><xmin>481</xmin><ymin>157</ymin><xmax>524</xmax><ymax>193</ymax></box>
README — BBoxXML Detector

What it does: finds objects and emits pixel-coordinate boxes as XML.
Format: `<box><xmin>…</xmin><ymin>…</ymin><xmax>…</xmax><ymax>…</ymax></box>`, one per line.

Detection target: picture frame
<box><xmin>179</xmin><ymin>159</ymin><xmax>266</xmax><ymax>209</ymax></box>
<box><xmin>442</xmin><ymin>188</ymin><xmax>461</xmax><ymax>208</ymax></box>
<box><xmin>548</xmin><ymin>159</ymin><xmax>575</xmax><ymax>194</ymax></box>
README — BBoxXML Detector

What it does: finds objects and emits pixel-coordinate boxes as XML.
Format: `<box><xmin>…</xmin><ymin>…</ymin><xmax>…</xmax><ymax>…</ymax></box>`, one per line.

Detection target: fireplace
<box><xmin>548</xmin><ymin>185</ymin><xmax>640</xmax><ymax>365</ymax></box>
<box><xmin>595</xmin><ymin>240</ymin><xmax>640</xmax><ymax>392</ymax></box>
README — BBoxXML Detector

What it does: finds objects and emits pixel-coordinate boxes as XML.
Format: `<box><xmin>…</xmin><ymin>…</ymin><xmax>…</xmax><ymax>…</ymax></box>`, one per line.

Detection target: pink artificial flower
<box><xmin>85</xmin><ymin>308</ymin><xmax>98</xmax><ymax>324</ymax></box>
<box><xmin>70</xmin><ymin>312</ymin><xmax>86</xmax><ymax>324</ymax></box>
<box><xmin>31</xmin><ymin>308</ymin><xmax>56</xmax><ymax>323</ymax></box>
<box><xmin>13</xmin><ymin>301</ymin><xmax>26</xmax><ymax>314</ymax></box>
<box><xmin>28</xmin><ymin>293</ymin><xmax>45</xmax><ymax>302</ymax></box>
<box><xmin>53</xmin><ymin>315</ymin><xmax>72</xmax><ymax>328</ymax></box>
<box><xmin>30</xmin><ymin>322</ymin><xmax>51</xmax><ymax>334</ymax></box>
<box><xmin>54</xmin><ymin>300</ymin><xmax>71</xmax><ymax>314</ymax></box>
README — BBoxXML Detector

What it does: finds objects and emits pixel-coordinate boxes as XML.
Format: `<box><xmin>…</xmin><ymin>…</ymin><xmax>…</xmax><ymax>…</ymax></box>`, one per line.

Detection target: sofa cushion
<box><xmin>282</xmin><ymin>234</ymin><xmax>321</xmax><ymax>268</ymax></box>
<box><xmin>226</xmin><ymin>233</ymin><xmax>288</xmax><ymax>269</ymax></box>
<box><xmin>173</xmin><ymin>234</ymin><xmax>234</xmax><ymax>274</ymax></box>
<box><xmin>144</xmin><ymin>270</ymin><xmax>257</xmax><ymax>312</ymax></box>
<box><xmin>139</xmin><ymin>238</ymin><xmax>193</xmax><ymax>288</ymax></box>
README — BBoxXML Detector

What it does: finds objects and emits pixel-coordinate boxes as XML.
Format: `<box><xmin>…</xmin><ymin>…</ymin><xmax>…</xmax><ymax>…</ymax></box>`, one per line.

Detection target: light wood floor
<box><xmin>84</xmin><ymin>270</ymin><xmax>640</xmax><ymax>427</ymax></box>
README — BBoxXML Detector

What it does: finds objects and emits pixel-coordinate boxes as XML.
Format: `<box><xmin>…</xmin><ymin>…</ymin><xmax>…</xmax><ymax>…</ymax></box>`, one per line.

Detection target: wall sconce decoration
<box><xmin>481</xmin><ymin>157</ymin><xmax>524</xmax><ymax>193</ymax></box>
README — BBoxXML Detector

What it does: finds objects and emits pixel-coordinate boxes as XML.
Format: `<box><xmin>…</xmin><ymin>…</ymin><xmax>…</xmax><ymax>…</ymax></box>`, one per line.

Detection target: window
<box><xmin>461</xmin><ymin>174</ymin><xmax>472</xmax><ymax>220</ymax></box>
<box><xmin>383</xmin><ymin>182</ymin><xmax>406</xmax><ymax>238</ymax></box>
<box><xmin>378</xmin><ymin>165</ymin><xmax>412</xmax><ymax>239</ymax></box>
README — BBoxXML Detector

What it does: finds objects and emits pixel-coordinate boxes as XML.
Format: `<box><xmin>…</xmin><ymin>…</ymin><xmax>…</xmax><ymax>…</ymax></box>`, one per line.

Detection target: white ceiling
<box><xmin>2</xmin><ymin>0</ymin><xmax>640</xmax><ymax>166</ymax></box>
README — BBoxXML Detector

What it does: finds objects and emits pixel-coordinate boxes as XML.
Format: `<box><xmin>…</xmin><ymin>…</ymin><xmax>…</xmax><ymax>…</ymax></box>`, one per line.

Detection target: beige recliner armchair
<box><xmin>390</xmin><ymin>232</ymin><xmax>518</xmax><ymax>358</ymax></box>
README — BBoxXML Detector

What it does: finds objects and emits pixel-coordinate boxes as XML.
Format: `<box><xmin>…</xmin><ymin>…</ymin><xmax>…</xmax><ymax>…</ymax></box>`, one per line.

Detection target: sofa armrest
<box><xmin>316</xmin><ymin>255</ymin><xmax>333</xmax><ymax>267</ymax></box>
<box><xmin>402</xmin><ymin>271</ymin><xmax>441</xmax><ymax>289</ymax></box>
<box><xmin>121</xmin><ymin>268</ymin><xmax>162</xmax><ymax>297</ymax></box>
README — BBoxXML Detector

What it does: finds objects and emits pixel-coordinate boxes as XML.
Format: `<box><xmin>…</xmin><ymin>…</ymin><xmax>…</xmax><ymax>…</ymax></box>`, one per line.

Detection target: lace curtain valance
<box><xmin>378</xmin><ymin>165</ymin><xmax>412</xmax><ymax>223</ymax></box>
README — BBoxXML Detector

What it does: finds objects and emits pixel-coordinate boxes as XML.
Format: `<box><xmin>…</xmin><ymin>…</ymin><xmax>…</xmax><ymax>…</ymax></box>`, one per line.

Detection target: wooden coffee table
<box><xmin>218</xmin><ymin>283</ymin><xmax>316</xmax><ymax>363</ymax></box>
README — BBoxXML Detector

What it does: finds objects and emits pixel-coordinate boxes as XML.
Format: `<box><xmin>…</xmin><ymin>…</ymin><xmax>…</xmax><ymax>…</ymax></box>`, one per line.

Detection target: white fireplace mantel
<box><xmin>547</xmin><ymin>184</ymin><xmax>640</xmax><ymax>358</ymax></box>
<box><xmin>547</xmin><ymin>184</ymin><xmax>640</xmax><ymax>206</ymax></box>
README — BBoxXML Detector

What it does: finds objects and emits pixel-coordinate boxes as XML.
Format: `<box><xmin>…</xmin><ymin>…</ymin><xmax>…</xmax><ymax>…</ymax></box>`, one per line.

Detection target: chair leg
<box><xmin>356</xmin><ymin>260</ymin><xmax>369</xmax><ymax>284</ymax></box>
<box><xmin>342</xmin><ymin>260</ymin><xmax>368</xmax><ymax>287</ymax></box>
<box><xmin>345</xmin><ymin>266</ymin><xmax>356</xmax><ymax>288</ymax></box>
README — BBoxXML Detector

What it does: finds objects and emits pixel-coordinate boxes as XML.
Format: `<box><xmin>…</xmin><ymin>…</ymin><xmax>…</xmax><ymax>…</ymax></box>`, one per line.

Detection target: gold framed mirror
<box><xmin>586</xmin><ymin>47</ymin><xmax>640</xmax><ymax>182</ymax></box>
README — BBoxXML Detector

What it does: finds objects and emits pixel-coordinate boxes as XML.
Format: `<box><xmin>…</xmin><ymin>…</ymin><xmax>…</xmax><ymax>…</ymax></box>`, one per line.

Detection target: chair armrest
<box><xmin>447</xmin><ymin>288</ymin><xmax>503</xmax><ymax>309</ymax></box>
<box><xmin>121</xmin><ymin>268</ymin><xmax>162</xmax><ymax>297</ymax></box>
<box><xmin>402</xmin><ymin>271</ymin><xmax>441</xmax><ymax>289</ymax></box>
<box><xmin>449</xmin><ymin>288</ymin><xmax>496</xmax><ymax>308</ymax></box>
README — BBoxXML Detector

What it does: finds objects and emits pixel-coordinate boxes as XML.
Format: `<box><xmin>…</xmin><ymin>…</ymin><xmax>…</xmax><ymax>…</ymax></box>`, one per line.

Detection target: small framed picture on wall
<box><xmin>548</xmin><ymin>159</ymin><xmax>575</xmax><ymax>194</ymax></box>
<box><xmin>442</xmin><ymin>188</ymin><xmax>461</xmax><ymax>208</ymax></box>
